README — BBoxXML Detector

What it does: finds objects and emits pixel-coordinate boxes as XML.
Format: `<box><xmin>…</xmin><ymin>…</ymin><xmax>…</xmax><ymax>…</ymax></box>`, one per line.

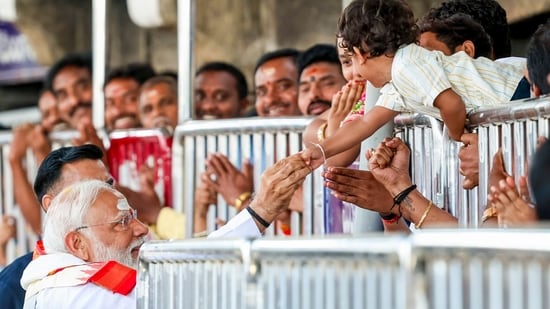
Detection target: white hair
<box><xmin>42</xmin><ymin>179</ymin><xmax>123</xmax><ymax>254</ymax></box>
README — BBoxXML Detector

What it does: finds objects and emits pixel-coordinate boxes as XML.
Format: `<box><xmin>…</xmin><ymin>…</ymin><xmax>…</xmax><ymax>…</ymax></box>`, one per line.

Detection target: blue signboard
<box><xmin>0</xmin><ymin>21</ymin><xmax>47</xmax><ymax>84</ymax></box>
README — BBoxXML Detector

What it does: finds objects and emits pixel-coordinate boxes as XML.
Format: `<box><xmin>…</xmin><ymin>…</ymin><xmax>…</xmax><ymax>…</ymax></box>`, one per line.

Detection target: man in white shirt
<box><xmin>17</xmin><ymin>145</ymin><xmax>309</xmax><ymax>308</ymax></box>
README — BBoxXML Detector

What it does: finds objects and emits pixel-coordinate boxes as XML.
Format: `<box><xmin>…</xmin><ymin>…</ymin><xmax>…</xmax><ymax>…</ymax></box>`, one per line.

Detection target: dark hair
<box><xmin>46</xmin><ymin>53</ymin><xmax>92</xmax><ymax>92</ymax></box>
<box><xmin>196</xmin><ymin>61</ymin><xmax>249</xmax><ymax>99</ymax></box>
<box><xmin>526</xmin><ymin>20</ymin><xmax>550</xmax><ymax>95</ymax></box>
<box><xmin>296</xmin><ymin>44</ymin><xmax>340</xmax><ymax>78</ymax></box>
<box><xmin>141</xmin><ymin>75</ymin><xmax>178</xmax><ymax>96</ymax></box>
<box><xmin>422</xmin><ymin>0</ymin><xmax>511</xmax><ymax>59</ymax></box>
<box><xmin>530</xmin><ymin>139</ymin><xmax>550</xmax><ymax>220</ymax></box>
<box><xmin>338</xmin><ymin>0</ymin><xmax>418</xmax><ymax>57</ymax></box>
<box><xmin>418</xmin><ymin>13</ymin><xmax>493</xmax><ymax>59</ymax></box>
<box><xmin>159</xmin><ymin>70</ymin><xmax>178</xmax><ymax>82</ymax></box>
<box><xmin>104</xmin><ymin>63</ymin><xmax>156</xmax><ymax>89</ymax></box>
<box><xmin>33</xmin><ymin>144</ymin><xmax>104</xmax><ymax>205</ymax></box>
<box><xmin>253</xmin><ymin>48</ymin><xmax>300</xmax><ymax>75</ymax></box>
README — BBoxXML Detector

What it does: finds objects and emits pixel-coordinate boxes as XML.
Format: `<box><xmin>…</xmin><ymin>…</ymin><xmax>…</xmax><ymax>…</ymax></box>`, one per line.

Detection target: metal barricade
<box><xmin>412</xmin><ymin>230</ymin><xmax>550</xmax><ymax>309</ymax></box>
<box><xmin>172</xmin><ymin>117</ymin><xmax>315</xmax><ymax>238</ymax></box>
<box><xmin>137</xmin><ymin>239</ymin><xmax>250</xmax><ymax>309</ymax></box>
<box><xmin>469</xmin><ymin>96</ymin><xmax>550</xmax><ymax>224</ymax></box>
<box><xmin>249</xmin><ymin>236</ymin><xmax>411</xmax><ymax>309</ymax></box>
<box><xmin>137</xmin><ymin>235</ymin><xmax>411</xmax><ymax>309</ymax></box>
<box><xmin>0</xmin><ymin>130</ymin><xmax>31</xmax><ymax>261</ymax></box>
<box><xmin>393</xmin><ymin>113</ymin><xmax>478</xmax><ymax>226</ymax></box>
<box><xmin>0</xmin><ymin>129</ymin><xmax>81</xmax><ymax>263</ymax></box>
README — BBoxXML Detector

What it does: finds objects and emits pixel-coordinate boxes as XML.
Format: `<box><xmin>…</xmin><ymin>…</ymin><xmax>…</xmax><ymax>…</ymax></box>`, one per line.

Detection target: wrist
<box><xmin>387</xmin><ymin>179</ymin><xmax>414</xmax><ymax>197</ymax></box>
<box><xmin>247</xmin><ymin>201</ymin><xmax>276</xmax><ymax>231</ymax></box>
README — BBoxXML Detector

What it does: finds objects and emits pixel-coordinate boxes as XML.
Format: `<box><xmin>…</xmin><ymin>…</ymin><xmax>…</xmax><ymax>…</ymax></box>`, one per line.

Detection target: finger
<box><xmin>215</xmin><ymin>153</ymin><xmax>238</xmax><ymax>174</ymax></box>
<box><xmin>331</xmin><ymin>91</ymin><xmax>343</xmax><ymax>110</ymax></box>
<box><xmin>460</xmin><ymin>133</ymin><xmax>477</xmax><ymax>145</ymax></box>
<box><xmin>343</xmin><ymin>82</ymin><xmax>358</xmax><ymax>112</ymax></box>
<box><xmin>386</xmin><ymin>137</ymin><xmax>410</xmax><ymax>156</ymax></box>
<box><xmin>206</xmin><ymin>154</ymin><xmax>229</xmax><ymax>175</ymax></box>
<box><xmin>325</xmin><ymin>166</ymin><xmax>365</xmax><ymax>179</ymax></box>
<box><xmin>215</xmin><ymin>218</ymin><xmax>227</xmax><ymax>226</ymax></box>
<box><xmin>242</xmin><ymin>158</ymin><xmax>254</xmax><ymax>180</ymax></box>
<box><xmin>329</xmin><ymin>189</ymin><xmax>367</xmax><ymax>207</ymax></box>
<box><xmin>339</xmin><ymin>82</ymin><xmax>352</xmax><ymax>108</ymax></box>
<box><xmin>462</xmin><ymin>178</ymin><xmax>475</xmax><ymax>190</ymax></box>
<box><xmin>201</xmin><ymin>172</ymin><xmax>219</xmax><ymax>190</ymax></box>
<box><xmin>324</xmin><ymin>178</ymin><xmax>363</xmax><ymax>196</ymax></box>
<box><xmin>518</xmin><ymin>176</ymin><xmax>530</xmax><ymax>201</ymax></box>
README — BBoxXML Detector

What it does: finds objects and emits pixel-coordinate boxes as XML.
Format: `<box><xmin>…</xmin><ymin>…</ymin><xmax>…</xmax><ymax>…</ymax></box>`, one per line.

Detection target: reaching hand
<box><xmin>323</xmin><ymin>167</ymin><xmax>393</xmax><ymax>214</ymax></box>
<box><xmin>249</xmin><ymin>154</ymin><xmax>311</xmax><ymax>225</ymax></box>
<box><xmin>203</xmin><ymin>153</ymin><xmax>254</xmax><ymax>207</ymax></box>
<box><xmin>458</xmin><ymin>133</ymin><xmax>479</xmax><ymax>189</ymax></box>
<box><xmin>367</xmin><ymin>137</ymin><xmax>412</xmax><ymax>193</ymax></box>
<box><xmin>300</xmin><ymin>146</ymin><xmax>324</xmax><ymax>170</ymax></box>
<box><xmin>488</xmin><ymin>176</ymin><xmax>537</xmax><ymax>227</ymax></box>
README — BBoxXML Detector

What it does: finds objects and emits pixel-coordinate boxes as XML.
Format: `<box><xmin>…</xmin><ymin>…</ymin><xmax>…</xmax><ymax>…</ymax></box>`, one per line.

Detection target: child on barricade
<box><xmin>301</xmin><ymin>0</ymin><xmax>526</xmax><ymax>169</ymax></box>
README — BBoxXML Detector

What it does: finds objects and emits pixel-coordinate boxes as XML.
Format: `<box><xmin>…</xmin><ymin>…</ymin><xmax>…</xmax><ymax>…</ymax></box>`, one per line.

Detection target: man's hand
<box><xmin>28</xmin><ymin>125</ymin><xmax>51</xmax><ymax>164</ymax></box>
<box><xmin>248</xmin><ymin>154</ymin><xmax>311</xmax><ymax>230</ymax></box>
<box><xmin>323</xmin><ymin>167</ymin><xmax>393</xmax><ymax>214</ymax></box>
<box><xmin>72</xmin><ymin>120</ymin><xmax>105</xmax><ymax>150</ymax></box>
<box><xmin>300</xmin><ymin>146</ymin><xmax>324</xmax><ymax>170</ymax></box>
<box><xmin>116</xmin><ymin>165</ymin><xmax>162</xmax><ymax>225</ymax></box>
<box><xmin>458</xmin><ymin>133</ymin><xmax>479</xmax><ymax>189</ymax></box>
<box><xmin>367</xmin><ymin>137</ymin><xmax>412</xmax><ymax>195</ymax></box>
<box><xmin>488</xmin><ymin>176</ymin><xmax>537</xmax><ymax>226</ymax></box>
<box><xmin>326</xmin><ymin>81</ymin><xmax>365</xmax><ymax>135</ymax></box>
<box><xmin>203</xmin><ymin>154</ymin><xmax>254</xmax><ymax>207</ymax></box>
<box><xmin>9</xmin><ymin>123</ymin><xmax>33</xmax><ymax>163</ymax></box>
<box><xmin>194</xmin><ymin>174</ymin><xmax>216</xmax><ymax>216</ymax></box>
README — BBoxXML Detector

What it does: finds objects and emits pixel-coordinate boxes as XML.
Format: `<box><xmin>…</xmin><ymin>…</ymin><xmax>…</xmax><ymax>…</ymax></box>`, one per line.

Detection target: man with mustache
<box><xmin>138</xmin><ymin>75</ymin><xmax>179</xmax><ymax>130</ymax></box>
<box><xmin>297</xmin><ymin>44</ymin><xmax>347</xmax><ymax>116</ymax></box>
<box><xmin>46</xmin><ymin>53</ymin><xmax>94</xmax><ymax>130</ymax></box>
<box><xmin>0</xmin><ymin>143</ymin><xmax>309</xmax><ymax>308</ymax></box>
<box><xmin>104</xmin><ymin>63</ymin><xmax>156</xmax><ymax>131</ymax></box>
<box><xmin>21</xmin><ymin>180</ymin><xmax>148</xmax><ymax>308</ymax></box>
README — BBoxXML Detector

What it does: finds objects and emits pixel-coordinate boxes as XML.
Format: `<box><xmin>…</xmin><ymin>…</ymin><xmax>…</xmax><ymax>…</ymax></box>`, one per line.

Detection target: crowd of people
<box><xmin>0</xmin><ymin>0</ymin><xmax>549</xmax><ymax>307</ymax></box>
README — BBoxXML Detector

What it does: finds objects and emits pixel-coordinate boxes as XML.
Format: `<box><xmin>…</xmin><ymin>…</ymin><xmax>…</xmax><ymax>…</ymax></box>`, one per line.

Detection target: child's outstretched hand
<box><xmin>301</xmin><ymin>146</ymin><xmax>325</xmax><ymax>170</ymax></box>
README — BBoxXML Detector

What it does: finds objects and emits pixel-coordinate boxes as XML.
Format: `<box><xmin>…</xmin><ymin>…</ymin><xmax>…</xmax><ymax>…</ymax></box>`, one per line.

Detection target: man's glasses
<box><xmin>74</xmin><ymin>208</ymin><xmax>138</xmax><ymax>232</ymax></box>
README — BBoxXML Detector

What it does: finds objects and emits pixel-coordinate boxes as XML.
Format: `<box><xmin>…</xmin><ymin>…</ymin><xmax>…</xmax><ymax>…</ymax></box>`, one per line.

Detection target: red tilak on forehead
<box><xmin>306</xmin><ymin>67</ymin><xmax>318</xmax><ymax>74</ymax></box>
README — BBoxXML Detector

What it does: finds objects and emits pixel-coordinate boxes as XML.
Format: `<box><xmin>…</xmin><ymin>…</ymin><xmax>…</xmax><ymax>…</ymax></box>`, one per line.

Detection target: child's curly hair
<box><xmin>337</xmin><ymin>0</ymin><xmax>418</xmax><ymax>57</ymax></box>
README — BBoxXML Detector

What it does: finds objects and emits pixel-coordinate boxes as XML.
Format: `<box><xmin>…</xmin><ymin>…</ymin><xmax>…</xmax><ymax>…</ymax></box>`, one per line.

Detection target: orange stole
<box><xmin>88</xmin><ymin>261</ymin><xmax>136</xmax><ymax>295</ymax></box>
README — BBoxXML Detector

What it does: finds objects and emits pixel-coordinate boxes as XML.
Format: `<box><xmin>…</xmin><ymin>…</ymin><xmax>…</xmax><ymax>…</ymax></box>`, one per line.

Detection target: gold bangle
<box><xmin>416</xmin><ymin>200</ymin><xmax>433</xmax><ymax>229</ymax></box>
<box><xmin>317</xmin><ymin>122</ymin><xmax>328</xmax><ymax>142</ymax></box>
<box><xmin>234</xmin><ymin>191</ymin><xmax>252</xmax><ymax>211</ymax></box>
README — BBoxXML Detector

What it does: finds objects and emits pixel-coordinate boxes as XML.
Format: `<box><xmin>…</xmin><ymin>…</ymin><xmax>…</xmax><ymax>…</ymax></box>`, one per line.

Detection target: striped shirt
<box><xmin>376</xmin><ymin>44</ymin><xmax>525</xmax><ymax>120</ymax></box>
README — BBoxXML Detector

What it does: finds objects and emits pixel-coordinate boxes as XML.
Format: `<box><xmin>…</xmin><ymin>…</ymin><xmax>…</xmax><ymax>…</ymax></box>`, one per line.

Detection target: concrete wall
<box><xmin>11</xmin><ymin>0</ymin><xmax>550</xmax><ymax>88</ymax></box>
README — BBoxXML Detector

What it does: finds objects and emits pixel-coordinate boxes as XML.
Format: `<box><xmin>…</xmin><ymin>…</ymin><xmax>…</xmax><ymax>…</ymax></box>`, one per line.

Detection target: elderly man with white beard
<box><xmin>21</xmin><ymin>180</ymin><xmax>148</xmax><ymax>308</ymax></box>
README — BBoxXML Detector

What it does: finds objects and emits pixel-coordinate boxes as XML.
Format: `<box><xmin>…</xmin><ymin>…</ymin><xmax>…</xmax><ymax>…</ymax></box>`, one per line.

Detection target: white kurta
<box><xmin>21</xmin><ymin>253</ymin><xmax>136</xmax><ymax>309</ymax></box>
